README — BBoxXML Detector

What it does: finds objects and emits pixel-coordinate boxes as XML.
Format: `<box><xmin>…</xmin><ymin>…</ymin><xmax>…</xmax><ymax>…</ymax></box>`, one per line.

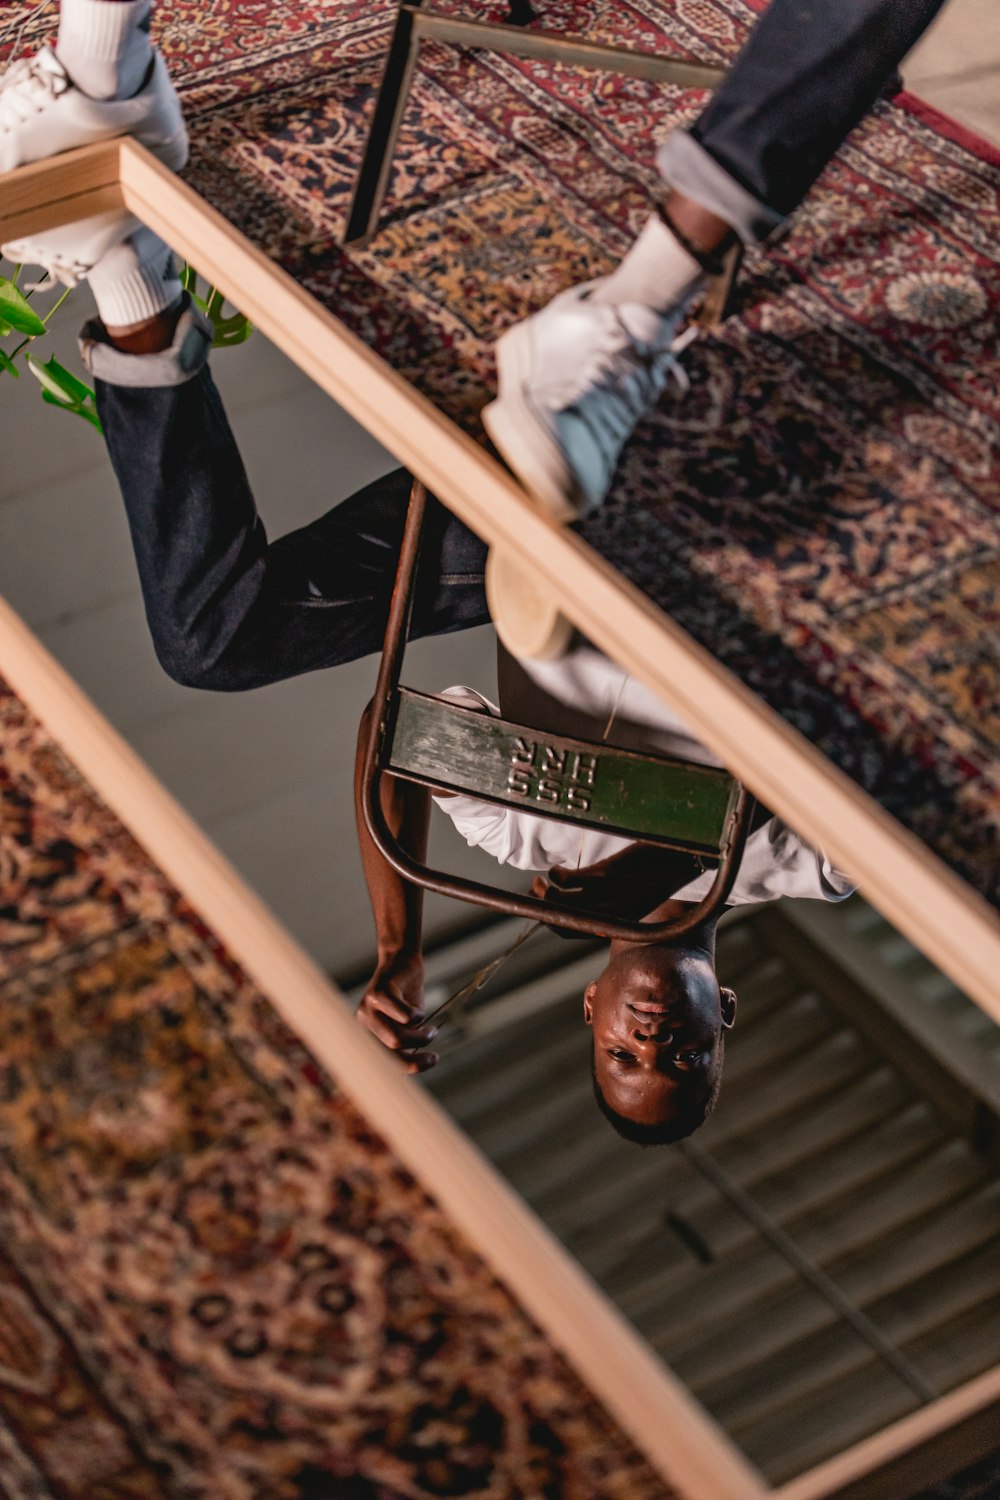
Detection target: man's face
<box><xmin>584</xmin><ymin>944</ymin><xmax>737</xmax><ymax>1128</ymax></box>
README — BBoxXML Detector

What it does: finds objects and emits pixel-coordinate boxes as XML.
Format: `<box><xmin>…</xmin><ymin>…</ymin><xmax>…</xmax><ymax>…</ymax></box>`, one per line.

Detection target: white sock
<box><xmin>592</xmin><ymin>213</ymin><xmax>704</xmax><ymax>313</ymax></box>
<box><xmin>88</xmin><ymin>226</ymin><xmax>182</xmax><ymax>327</ymax></box>
<box><xmin>56</xmin><ymin>0</ymin><xmax>153</xmax><ymax>101</ymax></box>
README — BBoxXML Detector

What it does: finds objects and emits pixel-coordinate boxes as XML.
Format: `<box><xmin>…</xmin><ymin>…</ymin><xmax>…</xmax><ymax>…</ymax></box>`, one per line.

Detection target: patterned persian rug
<box><xmin>3</xmin><ymin>0</ymin><xmax>1000</xmax><ymax>903</ymax></box>
<box><xmin>0</xmin><ymin>669</ymin><xmax>668</xmax><ymax>1497</ymax></box>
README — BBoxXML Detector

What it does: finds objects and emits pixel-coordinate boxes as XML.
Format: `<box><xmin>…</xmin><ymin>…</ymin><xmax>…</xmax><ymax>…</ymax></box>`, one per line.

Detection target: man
<box><xmin>3</xmin><ymin>0</ymin><xmax>914</xmax><ymax>1139</ymax></box>
<box><xmin>354</xmin><ymin>645</ymin><xmax>854</xmax><ymax>1144</ymax></box>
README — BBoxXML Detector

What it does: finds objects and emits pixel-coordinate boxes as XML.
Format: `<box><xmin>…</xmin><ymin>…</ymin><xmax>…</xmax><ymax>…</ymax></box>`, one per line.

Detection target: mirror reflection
<box><xmin>354</xmin><ymin>585</ymin><xmax>854</xmax><ymax>1150</ymax></box>
<box><xmin>417</xmin><ymin>888</ymin><xmax>1000</xmax><ymax>1482</ymax></box>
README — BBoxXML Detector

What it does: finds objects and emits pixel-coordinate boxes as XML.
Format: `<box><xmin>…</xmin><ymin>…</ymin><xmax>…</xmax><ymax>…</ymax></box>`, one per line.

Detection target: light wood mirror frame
<box><xmin>1</xmin><ymin>138</ymin><xmax>999</xmax><ymax>1500</ymax></box>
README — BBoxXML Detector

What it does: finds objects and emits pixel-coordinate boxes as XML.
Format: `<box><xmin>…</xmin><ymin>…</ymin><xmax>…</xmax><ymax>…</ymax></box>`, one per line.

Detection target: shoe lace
<box><xmin>0</xmin><ymin>51</ymin><xmax>67</xmax><ymax>132</ymax></box>
<box><xmin>557</xmin><ymin>315</ymin><xmax>693</xmax><ymax>456</ymax></box>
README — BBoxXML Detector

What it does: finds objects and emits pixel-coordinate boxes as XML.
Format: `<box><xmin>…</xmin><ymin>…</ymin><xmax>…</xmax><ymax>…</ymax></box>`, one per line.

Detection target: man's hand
<box><xmin>532</xmin><ymin>842</ymin><xmax>701</xmax><ymax>923</ymax></box>
<box><xmin>531</xmin><ymin>856</ymin><xmax>636</xmax><ymax>918</ymax></box>
<box><xmin>355</xmin><ymin>953</ymin><xmax>439</xmax><ymax>1074</ymax></box>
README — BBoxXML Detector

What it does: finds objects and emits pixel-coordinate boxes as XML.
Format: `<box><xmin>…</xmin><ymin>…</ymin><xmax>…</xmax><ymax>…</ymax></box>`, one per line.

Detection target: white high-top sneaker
<box><xmin>3</xmin><ymin>208</ymin><xmax>139</xmax><ymax>286</ymax></box>
<box><xmin>0</xmin><ymin>44</ymin><xmax>187</xmax><ymax>174</ymax></box>
<box><xmin>3</xmin><ymin>213</ymin><xmax>180</xmax><ymax>332</ymax></box>
<box><xmin>483</xmin><ymin>280</ymin><xmax>694</xmax><ymax>519</ymax></box>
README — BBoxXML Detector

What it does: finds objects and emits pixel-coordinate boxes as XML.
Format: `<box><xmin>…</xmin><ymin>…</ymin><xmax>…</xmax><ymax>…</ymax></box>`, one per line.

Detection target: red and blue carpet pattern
<box><xmin>0</xmin><ymin>670</ymin><xmax>668</xmax><ymax>1497</ymax></box>
<box><xmin>4</xmin><ymin>0</ymin><xmax>1000</xmax><ymax>902</ymax></box>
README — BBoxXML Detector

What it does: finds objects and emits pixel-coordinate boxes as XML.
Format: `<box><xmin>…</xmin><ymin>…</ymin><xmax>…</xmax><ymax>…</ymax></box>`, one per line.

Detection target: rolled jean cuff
<box><xmin>77</xmin><ymin>296</ymin><xmax>212</xmax><ymax>388</ymax></box>
<box><xmin>656</xmin><ymin>129</ymin><xmax>786</xmax><ymax>247</ymax></box>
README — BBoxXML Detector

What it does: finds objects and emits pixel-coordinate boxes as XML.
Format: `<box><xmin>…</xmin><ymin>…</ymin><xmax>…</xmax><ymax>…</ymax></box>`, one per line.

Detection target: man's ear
<box><xmin>720</xmin><ymin>987</ymin><xmax>737</xmax><ymax>1030</ymax></box>
<box><xmin>583</xmin><ymin>981</ymin><xmax>597</xmax><ymax>1026</ymax></box>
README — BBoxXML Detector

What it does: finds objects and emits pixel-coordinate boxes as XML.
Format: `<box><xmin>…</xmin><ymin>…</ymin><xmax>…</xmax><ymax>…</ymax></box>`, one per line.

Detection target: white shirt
<box><xmin>431</xmin><ymin>650</ymin><xmax>855</xmax><ymax>906</ymax></box>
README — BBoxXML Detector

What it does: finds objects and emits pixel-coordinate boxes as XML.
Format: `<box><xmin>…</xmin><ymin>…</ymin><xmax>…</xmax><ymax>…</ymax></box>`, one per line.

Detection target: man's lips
<box><xmin>628</xmin><ymin>1002</ymin><xmax>672</xmax><ymax>1016</ymax></box>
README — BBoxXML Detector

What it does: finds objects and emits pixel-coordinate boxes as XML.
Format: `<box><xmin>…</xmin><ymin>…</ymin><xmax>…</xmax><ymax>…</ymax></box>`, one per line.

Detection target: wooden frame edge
<box><xmin>0</xmin><ymin>139</ymin><xmax>122</xmax><ymax>239</ymax></box>
<box><xmin>774</xmin><ymin>1367</ymin><xmax>1000</xmax><ymax>1500</ymax></box>
<box><xmin>111</xmin><ymin>144</ymin><xmax>1000</xmax><ymax>1018</ymax></box>
<box><xmin>0</xmin><ymin>594</ymin><xmax>766</xmax><ymax>1500</ymax></box>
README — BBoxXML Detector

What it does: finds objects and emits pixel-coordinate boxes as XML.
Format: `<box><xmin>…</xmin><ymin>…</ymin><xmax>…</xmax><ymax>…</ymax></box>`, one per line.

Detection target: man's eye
<box><xmin>609</xmin><ymin>1048</ymin><xmax>637</xmax><ymax>1063</ymax></box>
<box><xmin>675</xmin><ymin>1050</ymin><xmax>704</xmax><ymax>1067</ymax></box>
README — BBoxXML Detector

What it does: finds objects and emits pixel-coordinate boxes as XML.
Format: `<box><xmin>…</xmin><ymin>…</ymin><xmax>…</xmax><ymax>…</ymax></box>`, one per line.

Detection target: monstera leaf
<box><xmin>1</xmin><ymin>260</ymin><xmax>250</xmax><ymax>429</ymax></box>
<box><xmin>181</xmin><ymin>267</ymin><xmax>254</xmax><ymax>347</ymax></box>
<box><xmin>0</xmin><ymin>278</ymin><xmax>46</xmax><ymax>337</ymax></box>
<box><xmin>27</xmin><ymin>355</ymin><xmax>102</xmax><ymax>430</ymax></box>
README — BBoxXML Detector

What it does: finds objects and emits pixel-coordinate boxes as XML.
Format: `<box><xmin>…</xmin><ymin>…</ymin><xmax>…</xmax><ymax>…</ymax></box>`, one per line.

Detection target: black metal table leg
<box><xmin>344</xmin><ymin>1</ymin><xmax>727</xmax><ymax>248</ymax></box>
<box><xmin>696</xmin><ymin>239</ymin><xmax>744</xmax><ymax>328</ymax></box>
<box><xmin>506</xmin><ymin>0</ymin><xmax>535</xmax><ymax>24</ymax></box>
<box><xmin>344</xmin><ymin>1</ymin><xmax>424</xmax><ymax>247</ymax></box>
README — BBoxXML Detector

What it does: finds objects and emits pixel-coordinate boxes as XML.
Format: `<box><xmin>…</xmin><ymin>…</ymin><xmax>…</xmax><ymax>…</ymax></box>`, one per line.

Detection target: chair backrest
<box><xmin>388</xmin><ymin>686</ymin><xmax>741</xmax><ymax>856</ymax></box>
<box><xmin>356</xmin><ymin>480</ymin><xmax>753</xmax><ymax>943</ymax></box>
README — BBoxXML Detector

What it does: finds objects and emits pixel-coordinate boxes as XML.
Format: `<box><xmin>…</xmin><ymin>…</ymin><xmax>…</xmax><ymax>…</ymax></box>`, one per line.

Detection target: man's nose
<box><xmin>631</xmin><ymin>1018</ymin><xmax>672</xmax><ymax>1044</ymax></box>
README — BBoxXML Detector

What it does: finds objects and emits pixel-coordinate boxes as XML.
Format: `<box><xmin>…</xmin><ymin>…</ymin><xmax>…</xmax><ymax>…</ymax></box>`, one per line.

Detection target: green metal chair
<box><xmin>357</xmin><ymin>480</ymin><xmax>753</xmax><ymax>943</ymax></box>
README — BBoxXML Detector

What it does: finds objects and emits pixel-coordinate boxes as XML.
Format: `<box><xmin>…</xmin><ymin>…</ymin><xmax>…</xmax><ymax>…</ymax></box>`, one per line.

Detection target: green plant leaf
<box><xmin>0</xmin><ymin>348</ymin><xmax>21</xmax><ymax>378</ymax></box>
<box><xmin>40</xmin><ymin>389</ymin><xmax>102</xmax><ymax>430</ymax></box>
<box><xmin>0</xmin><ymin>278</ymin><xmax>47</xmax><ymax>337</ymax></box>
<box><xmin>0</xmin><ymin>316</ymin><xmax>12</xmax><ymax>337</ymax></box>
<box><xmin>211</xmin><ymin>313</ymin><xmax>254</xmax><ymax>348</ymax></box>
<box><xmin>27</xmin><ymin>354</ymin><xmax>93</xmax><ymax>405</ymax></box>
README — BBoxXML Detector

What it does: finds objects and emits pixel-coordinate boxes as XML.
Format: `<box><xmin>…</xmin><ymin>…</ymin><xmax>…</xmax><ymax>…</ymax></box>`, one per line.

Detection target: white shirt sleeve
<box><xmin>433</xmin><ymin>793</ymin><xmax>631</xmax><ymax>871</ymax></box>
<box><xmin>672</xmin><ymin>819</ymin><xmax>856</xmax><ymax>905</ymax></box>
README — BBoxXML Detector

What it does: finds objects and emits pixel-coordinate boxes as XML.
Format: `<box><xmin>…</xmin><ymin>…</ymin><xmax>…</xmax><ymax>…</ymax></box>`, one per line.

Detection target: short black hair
<box><xmin>591</xmin><ymin>1047</ymin><xmax>723</xmax><ymax>1146</ymax></box>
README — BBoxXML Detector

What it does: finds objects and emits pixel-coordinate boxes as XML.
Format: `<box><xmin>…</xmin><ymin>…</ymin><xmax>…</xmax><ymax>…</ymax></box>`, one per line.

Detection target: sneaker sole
<box><xmin>1</xmin><ymin>208</ymin><xmax>143</xmax><ymax>282</ymax></box>
<box><xmin>483</xmin><ymin>319</ymin><xmax>582</xmax><ymax>524</ymax></box>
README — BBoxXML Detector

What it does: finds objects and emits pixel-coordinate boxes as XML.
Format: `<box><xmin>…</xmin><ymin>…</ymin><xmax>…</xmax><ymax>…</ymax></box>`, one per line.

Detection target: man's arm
<box><xmin>353</xmin><ymin>700</ymin><xmax>440</xmax><ymax>1072</ymax></box>
<box><xmin>533</xmin><ymin>841</ymin><xmax>710</xmax><ymax>922</ymax></box>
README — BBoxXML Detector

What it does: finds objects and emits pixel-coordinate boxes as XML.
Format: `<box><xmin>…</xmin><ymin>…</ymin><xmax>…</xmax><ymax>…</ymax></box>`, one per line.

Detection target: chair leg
<box><xmin>343</xmin><ymin>2</ymin><xmax>423</xmax><ymax>247</ymax></box>
<box><xmin>506</xmin><ymin>0</ymin><xmax>536</xmax><ymax>24</ymax></box>
<box><xmin>696</xmin><ymin>239</ymin><xmax>744</xmax><ymax>329</ymax></box>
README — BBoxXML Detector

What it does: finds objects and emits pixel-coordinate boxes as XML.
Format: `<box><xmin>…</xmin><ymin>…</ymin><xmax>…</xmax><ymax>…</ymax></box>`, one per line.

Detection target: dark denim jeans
<box><xmin>95</xmin><ymin>362</ymin><xmax>489</xmax><ymax>691</ymax></box>
<box><xmin>659</xmin><ymin>0</ymin><xmax>948</xmax><ymax>241</ymax></box>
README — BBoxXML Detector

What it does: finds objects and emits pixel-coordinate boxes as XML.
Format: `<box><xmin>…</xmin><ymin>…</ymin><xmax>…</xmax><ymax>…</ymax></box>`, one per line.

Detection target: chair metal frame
<box><xmin>343</xmin><ymin>0</ymin><xmax>730</xmax><ymax>248</ymax></box>
<box><xmin>358</xmin><ymin>479</ymin><xmax>754</xmax><ymax>943</ymax></box>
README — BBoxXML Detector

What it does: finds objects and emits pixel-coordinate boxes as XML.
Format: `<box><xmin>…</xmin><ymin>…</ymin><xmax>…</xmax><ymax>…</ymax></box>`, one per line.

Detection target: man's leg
<box><xmin>659</xmin><ymin>0</ymin><xmax>948</xmax><ymax>246</ymax></box>
<box><xmin>485</xmin><ymin>0</ymin><xmax>948</xmax><ymax>517</ymax></box>
<box><xmin>3</xmin><ymin>2</ymin><xmax>488</xmax><ymax>691</ymax></box>
<box><xmin>79</xmin><ymin>260</ymin><xmax>489</xmax><ymax>691</ymax></box>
